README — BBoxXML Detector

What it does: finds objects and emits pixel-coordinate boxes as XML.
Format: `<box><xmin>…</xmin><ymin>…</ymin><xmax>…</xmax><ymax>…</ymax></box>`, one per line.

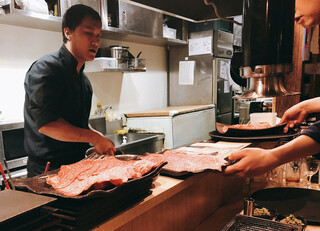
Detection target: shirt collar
<box><xmin>59</xmin><ymin>44</ymin><xmax>85</xmax><ymax>75</ymax></box>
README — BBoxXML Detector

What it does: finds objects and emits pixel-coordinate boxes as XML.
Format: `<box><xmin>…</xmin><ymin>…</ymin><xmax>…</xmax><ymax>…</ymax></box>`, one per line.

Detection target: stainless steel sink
<box><xmin>105</xmin><ymin>133</ymin><xmax>164</xmax><ymax>154</ymax></box>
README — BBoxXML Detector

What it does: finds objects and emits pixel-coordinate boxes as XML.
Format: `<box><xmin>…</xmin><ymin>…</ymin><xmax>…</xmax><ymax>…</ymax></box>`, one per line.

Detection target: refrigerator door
<box><xmin>213</xmin><ymin>58</ymin><xmax>233</xmax><ymax>116</ymax></box>
<box><xmin>169</xmin><ymin>46</ymin><xmax>213</xmax><ymax>106</ymax></box>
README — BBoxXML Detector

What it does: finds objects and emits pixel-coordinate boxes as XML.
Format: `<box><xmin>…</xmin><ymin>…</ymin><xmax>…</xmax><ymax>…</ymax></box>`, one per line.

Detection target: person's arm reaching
<box><xmin>281</xmin><ymin>97</ymin><xmax>320</xmax><ymax>132</ymax></box>
<box><xmin>224</xmin><ymin>135</ymin><xmax>320</xmax><ymax>177</ymax></box>
<box><xmin>38</xmin><ymin>118</ymin><xmax>116</xmax><ymax>155</ymax></box>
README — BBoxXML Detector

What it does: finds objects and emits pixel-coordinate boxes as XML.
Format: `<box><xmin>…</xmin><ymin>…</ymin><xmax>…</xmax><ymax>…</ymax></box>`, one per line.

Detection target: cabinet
<box><xmin>0</xmin><ymin>0</ymin><xmax>187</xmax><ymax>47</ymax></box>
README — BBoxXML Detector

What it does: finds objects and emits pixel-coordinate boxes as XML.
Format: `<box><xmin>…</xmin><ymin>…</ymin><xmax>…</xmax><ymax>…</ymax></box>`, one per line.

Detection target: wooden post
<box><xmin>275</xmin><ymin>22</ymin><xmax>305</xmax><ymax>117</ymax></box>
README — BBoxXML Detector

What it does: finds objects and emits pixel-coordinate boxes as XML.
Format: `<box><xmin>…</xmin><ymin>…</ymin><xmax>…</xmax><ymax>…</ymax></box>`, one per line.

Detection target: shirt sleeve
<box><xmin>25</xmin><ymin>60</ymin><xmax>62</xmax><ymax>129</ymax></box>
<box><xmin>301</xmin><ymin>120</ymin><xmax>320</xmax><ymax>144</ymax></box>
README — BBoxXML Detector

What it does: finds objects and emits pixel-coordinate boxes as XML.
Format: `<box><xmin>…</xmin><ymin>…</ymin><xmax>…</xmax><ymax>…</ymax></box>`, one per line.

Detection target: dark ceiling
<box><xmin>129</xmin><ymin>0</ymin><xmax>243</xmax><ymax>21</ymax></box>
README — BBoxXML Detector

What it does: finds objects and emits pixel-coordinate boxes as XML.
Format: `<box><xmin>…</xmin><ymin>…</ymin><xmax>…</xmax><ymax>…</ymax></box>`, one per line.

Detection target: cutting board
<box><xmin>125</xmin><ymin>105</ymin><xmax>214</xmax><ymax>117</ymax></box>
<box><xmin>0</xmin><ymin>190</ymin><xmax>56</xmax><ymax>223</ymax></box>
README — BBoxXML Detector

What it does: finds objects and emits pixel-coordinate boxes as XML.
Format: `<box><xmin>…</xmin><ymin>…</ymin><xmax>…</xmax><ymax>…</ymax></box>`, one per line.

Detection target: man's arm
<box><xmin>224</xmin><ymin>135</ymin><xmax>320</xmax><ymax>177</ymax></box>
<box><xmin>38</xmin><ymin>118</ymin><xmax>115</xmax><ymax>155</ymax></box>
<box><xmin>281</xmin><ymin>97</ymin><xmax>320</xmax><ymax>132</ymax></box>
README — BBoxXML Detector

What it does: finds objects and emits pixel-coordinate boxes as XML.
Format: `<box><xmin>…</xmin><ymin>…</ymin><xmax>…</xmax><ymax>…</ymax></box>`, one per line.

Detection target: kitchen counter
<box><xmin>93</xmin><ymin>171</ymin><xmax>244</xmax><ymax>230</ymax></box>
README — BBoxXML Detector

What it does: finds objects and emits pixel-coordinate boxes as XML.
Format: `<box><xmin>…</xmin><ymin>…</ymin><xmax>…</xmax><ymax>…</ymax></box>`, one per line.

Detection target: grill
<box><xmin>221</xmin><ymin>215</ymin><xmax>303</xmax><ymax>231</ymax></box>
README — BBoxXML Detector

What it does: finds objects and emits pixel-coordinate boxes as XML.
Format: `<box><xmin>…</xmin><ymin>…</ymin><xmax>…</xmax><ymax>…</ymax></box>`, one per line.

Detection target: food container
<box><xmin>95</xmin><ymin>57</ymin><xmax>117</xmax><ymax>69</ymax></box>
<box><xmin>249</xmin><ymin>112</ymin><xmax>277</xmax><ymax>126</ymax></box>
<box><xmin>285</xmin><ymin>159</ymin><xmax>302</xmax><ymax>183</ymax></box>
<box><xmin>163</xmin><ymin>26</ymin><xmax>177</xmax><ymax>39</ymax></box>
<box><xmin>116</xmin><ymin>58</ymin><xmax>128</xmax><ymax>69</ymax></box>
<box><xmin>128</xmin><ymin>58</ymin><xmax>146</xmax><ymax>70</ymax></box>
<box><xmin>110</xmin><ymin>46</ymin><xmax>129</xmax><ymax>59</ymax></box>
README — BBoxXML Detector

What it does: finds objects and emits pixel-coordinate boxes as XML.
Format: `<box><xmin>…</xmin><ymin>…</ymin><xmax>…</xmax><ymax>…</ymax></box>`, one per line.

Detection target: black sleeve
<box><xmin>25</xmin><ymin>60</ymin><xmax>62</xmax><ymax>129</ymax></box>
<box><xmin>301</xmin><ymin>120</ymin><xmax>320</xmax><ymax>144</ymax></box>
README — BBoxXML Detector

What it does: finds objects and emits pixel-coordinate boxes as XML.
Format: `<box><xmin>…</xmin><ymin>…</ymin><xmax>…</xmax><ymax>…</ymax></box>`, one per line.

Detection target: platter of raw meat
<box><xmin>158</xmin><ymin>149</ymin><xmax>228</xmax><ymax>177</ymax></box>
<box><xmin>215</xmin><ymin>122</ymin><xmax>287</xmax><ymax>137</ymax></box>
<box><xmin>12</xmin><ymin>154</ymin><xmax>167</xmax><ymax>199</ymax></box>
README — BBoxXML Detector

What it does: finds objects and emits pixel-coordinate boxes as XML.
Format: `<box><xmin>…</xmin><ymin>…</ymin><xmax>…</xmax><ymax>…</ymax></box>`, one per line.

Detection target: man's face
<box><xmin>65</xmin><ymin>16</ymin><xmax>102</xmax><ymax>63</ymax></box>
<box><xmin>295</xmin><ymin>0</ymin><xmax>320</xmax><ymax>27</ymax></box>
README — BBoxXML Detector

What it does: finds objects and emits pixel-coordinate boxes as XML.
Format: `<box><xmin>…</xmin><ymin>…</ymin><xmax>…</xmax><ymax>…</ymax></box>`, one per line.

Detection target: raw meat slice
<box><xmin>46</xmin><ymin>154</ymin><xmax>165</xmax><ymax>197</ymax></box>
<box><xmin>161</xmin><ymin>149</ymin><xmax>227</xmax><ymax>173</ymax></box>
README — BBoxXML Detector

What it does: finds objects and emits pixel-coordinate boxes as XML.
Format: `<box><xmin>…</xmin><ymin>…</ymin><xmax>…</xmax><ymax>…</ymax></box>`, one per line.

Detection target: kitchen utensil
<box><xmin>221</xmin><ymin>157</ymin><xmax>240</xmax><ymax>172</ymax></box>
<box><xmin>3</xmin><ymin>158</ymin><xmax>15</xmax><ymax>190</ymax></box>
<box><xmin>221</xmin><ymin>214</ymin><xmax>303</xmax><ymax>231</ymax></box>
<box><xmin>244</xmin><ymin>197</ymin><xmax>255</xmax><ymax>216</ymax></box>
<box><xmin>86</xmin><ymin>147</ymin><xmax>141</xmax><ymax>161</ymax></box>
<box><xmin>110</xmin><ymin>46</ymin><xmax>129</xmax><ymax>59</ymax></box>
<box><xmin>44</xmin><ymin>161</ymin><xmax>50</xmax><ymax>173</ymax></box>
<box><xmin>0</xmin><ymin>162</ymin><xmax>10</xmax><ymax>189</ymax></box>
<box><xmin>136</xmin><ymin>51</ymin><xmax>142</xmax><ymax>58</ymax></box>
<box><xmin>114</xmin><ymin>149</ymin><xmax>141</xmax><ymax>161</ymax></box>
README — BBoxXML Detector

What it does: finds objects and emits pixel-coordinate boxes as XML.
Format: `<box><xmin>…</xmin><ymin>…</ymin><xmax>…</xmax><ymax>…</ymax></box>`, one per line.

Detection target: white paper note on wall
<box><xmin>220</xmin><ymin>60</ymin><xmax>229</xmax><ymax>80</ymax></box>
<box><xmin>224</xmin><ymin>81</ymin><xmax>230</xmax><ymax>93</ymax></box>
<box><xmin>179</xmin><ymin>61</ymin><xmax>195</xmax><ymax>85</ymax></box>
<box><xmin>188</xmin><ymin>37</ymin><xmax>212</xmax><ymax>56</ymax></box>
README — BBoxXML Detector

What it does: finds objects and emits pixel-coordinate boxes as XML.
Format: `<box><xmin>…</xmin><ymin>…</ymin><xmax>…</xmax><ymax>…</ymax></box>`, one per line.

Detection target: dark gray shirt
<box><xmin>302</xmin><ymin>120</ymin><xmax>320</xmax><ymax>144</ymax></box>
<box><xmin>24</xmin><ymin>45</ymin><xmax>92</xmax><ymax>167</ymax></box>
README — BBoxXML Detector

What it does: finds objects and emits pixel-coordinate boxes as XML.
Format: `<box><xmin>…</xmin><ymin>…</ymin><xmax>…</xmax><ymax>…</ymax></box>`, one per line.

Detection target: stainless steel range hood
<box><xmin>128</xmin><ymin>0</ymin><xmax>243</xmax><ymax>22</ymax></box>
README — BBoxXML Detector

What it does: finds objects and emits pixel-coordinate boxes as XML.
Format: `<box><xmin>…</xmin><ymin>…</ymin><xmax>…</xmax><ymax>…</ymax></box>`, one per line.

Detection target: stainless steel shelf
<box><xmin>86</xmin><ymin>68</ymin><xmax>146</xmax><ymax>73</ymax></box>
<box><xmin>84</xmin><ymin>59</ymin><xmax>147</xmax><ymax>73</ymax></box>
<box><xmin>0</xmin><ymin>9</ymin><xmax>188</xmax><ymax>47</ymax></box>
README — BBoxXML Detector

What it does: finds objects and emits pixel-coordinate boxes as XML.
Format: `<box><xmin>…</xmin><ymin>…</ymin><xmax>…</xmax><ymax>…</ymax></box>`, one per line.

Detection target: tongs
<box><xmin>86</xmin><ymin>147</ymin><xmax>141</xmax><ymax>161</ymax></box>
<box><xmin>0</xmin><ymin>160</ymin><xmax>11</xmax><ymax>190</ymax></box>
<box><xmin>114</xmin><ymin>150</ymin><xmax>141</xmax><ymax>161</ymax></box>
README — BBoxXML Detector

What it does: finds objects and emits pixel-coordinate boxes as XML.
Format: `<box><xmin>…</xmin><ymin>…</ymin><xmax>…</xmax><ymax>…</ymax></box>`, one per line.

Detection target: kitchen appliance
<box><xmin>235</xmin><ymin>0</ymin><xmax>297</xmax><ymax>99</ymax></box>
<box><xmin>0</xmin><ymin>121</ymin><xmax>27</xmax><ymax>179</ymax></box>
<box><xmin>125</xmin><ymin>105</ymin><xmax>215</xmax><ymax>149</ymax></box>
<box><xmin>221</xmin><ymin>214</ymin><xmax>303</xmax><ymax>231</ymax></box>
<box><xmin>169</xmin><ymin>30</ymin><xmax>235</xmax><ymax>124</ymax></box>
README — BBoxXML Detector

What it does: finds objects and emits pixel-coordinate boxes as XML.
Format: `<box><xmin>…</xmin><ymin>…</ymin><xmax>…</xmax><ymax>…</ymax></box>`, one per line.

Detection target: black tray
<box><xmin>160</xmin><ymin>168</ymin><xmax>219</xmax><ymax>178</ymax></box>
<box><xmin>12</xmin><ymin>162</ymin><xmax>166</xmax><ymax>200</ymax></box>
<box><xmin>251</xmin><ymin>187</ymin><xmax>320</xmax><ymax>225</ymax></box>
<box><xmin>209</xmin><ymin>130</ymin><xmax>300</xmax><ymax>142</ymax></box>
<box><xmin>216</xmin><ymin>122</ymin><xmax>287</xmax><ymax>137</ymax></box>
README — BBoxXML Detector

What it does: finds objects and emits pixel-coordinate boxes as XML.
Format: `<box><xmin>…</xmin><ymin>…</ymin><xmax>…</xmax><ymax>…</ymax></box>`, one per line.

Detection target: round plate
<box><xmin>209</xmin><ymin>131</ymin><xmax>300</xmax><ymax>142</ymax></box>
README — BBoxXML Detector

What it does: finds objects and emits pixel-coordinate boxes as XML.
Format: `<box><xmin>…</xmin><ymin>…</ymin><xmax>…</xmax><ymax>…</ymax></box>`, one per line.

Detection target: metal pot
<box><xmin>110</xmin><ymin>46</ymin><xmax>129</xmax><ymax>59</ymax></box>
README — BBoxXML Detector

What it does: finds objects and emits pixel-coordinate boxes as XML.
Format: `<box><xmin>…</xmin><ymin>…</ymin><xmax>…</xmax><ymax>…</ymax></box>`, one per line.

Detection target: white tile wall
<box><xmin>0</xmin><ymin>24</ymin><xmax>168</xmax><ymax>120</ymax></box>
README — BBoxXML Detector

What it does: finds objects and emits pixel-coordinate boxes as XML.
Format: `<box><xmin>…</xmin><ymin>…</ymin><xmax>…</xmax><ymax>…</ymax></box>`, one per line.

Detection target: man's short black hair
<box><xmin>62</xmin><ymin>4</ymin><xmax>102</xmax><ymax>43</ymax></box>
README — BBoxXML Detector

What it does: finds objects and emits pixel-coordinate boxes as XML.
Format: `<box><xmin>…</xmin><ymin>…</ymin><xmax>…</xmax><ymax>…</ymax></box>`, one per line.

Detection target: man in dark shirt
<box><xmin>24</xmin><ymin>4</ymin><xmax>115</xmax><ymax>177</ymax></box>
<box><xmin>224</xmin><ymin>0</ymin><xmax>320</xmax><ymax>177</ymax></box>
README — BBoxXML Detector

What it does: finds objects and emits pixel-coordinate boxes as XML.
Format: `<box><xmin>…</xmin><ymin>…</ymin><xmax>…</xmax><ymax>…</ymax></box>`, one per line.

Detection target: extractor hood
<box><xmin>128</xmin><ymin>0</ymin><xmax>243</xmax><ymax>22</ymax></box>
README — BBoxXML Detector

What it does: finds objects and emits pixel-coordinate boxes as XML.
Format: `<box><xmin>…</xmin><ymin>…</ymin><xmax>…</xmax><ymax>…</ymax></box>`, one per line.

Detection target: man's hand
<box><xmin>223</xmin><ymin>148</ymin><xmax>279</xmax><ymax>178</ymax></box>
<box><xmin>92</xmin><ymin>135</ymin><xmax>116</xmax><ymax>156</ymax></box>
<box><xmin>280</xmin><ymin>104</ymin><xmax>307</xmax><ymax>133</ymax></box>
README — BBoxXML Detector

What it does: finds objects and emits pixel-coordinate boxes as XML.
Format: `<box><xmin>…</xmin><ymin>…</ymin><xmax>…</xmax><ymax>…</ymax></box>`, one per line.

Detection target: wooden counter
<box><xmin>93</xmin><ymin>172</ymin><xmax>245</xmax><ymax>231</ymax></box>
<box><xmin>195</xmin><ymin>178</ymin><xmax>320</xmax><ymax>231</ymax></box>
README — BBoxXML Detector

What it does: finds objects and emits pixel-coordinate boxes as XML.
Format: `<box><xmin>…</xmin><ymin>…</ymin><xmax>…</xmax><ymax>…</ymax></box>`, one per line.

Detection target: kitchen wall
<box><xmin>0</xmin><ymin>24</ymin><xmax>168</xmax><ymax>120</ymax></box>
